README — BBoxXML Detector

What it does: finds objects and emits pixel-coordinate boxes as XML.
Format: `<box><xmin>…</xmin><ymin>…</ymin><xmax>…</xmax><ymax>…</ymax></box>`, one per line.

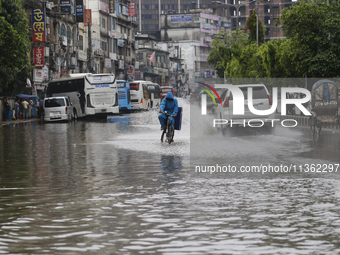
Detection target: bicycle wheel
<box><xmin>167</xmin><ymin>125</ymin><xmax>175</xmax><ymax>144</ymax></box>
<box><xmin>161</xmin><ymin>129</ymin><xmax>166</xmax><ymax>142</ymax></box>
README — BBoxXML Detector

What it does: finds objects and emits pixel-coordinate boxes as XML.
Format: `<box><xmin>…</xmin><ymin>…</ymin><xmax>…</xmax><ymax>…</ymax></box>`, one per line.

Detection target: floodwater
<box><xmin>0</xmin><ymin>98</ymin><xmax>340</xmax><ymax>254</ymax></box>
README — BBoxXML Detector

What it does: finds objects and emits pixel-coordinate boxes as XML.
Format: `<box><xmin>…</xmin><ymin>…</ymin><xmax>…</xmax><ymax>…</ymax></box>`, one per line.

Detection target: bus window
<box><xmin>130</xmin><ymin>83</ymin><xmax>139</xmax><ymax>90</ymax></box>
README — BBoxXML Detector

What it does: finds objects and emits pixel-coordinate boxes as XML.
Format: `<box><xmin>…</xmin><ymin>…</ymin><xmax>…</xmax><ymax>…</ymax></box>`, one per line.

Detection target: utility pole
<box><xmin>87</xmin><ymin>21</ymin><xmax>92</xmax><ymax>73</ymax></box>
<box><xmin>256</xmin><ymin>0</ymin><xmax>258</xmax><ymax>45</ymax></box>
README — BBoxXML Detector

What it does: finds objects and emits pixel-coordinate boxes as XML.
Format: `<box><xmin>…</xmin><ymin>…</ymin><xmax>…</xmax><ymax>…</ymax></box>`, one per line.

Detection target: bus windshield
<box><xmin>117</xmin><ymin>82</ymin><xmax>127</xmax><ymax>88</ymax></box>
<box><xmin>161</xmin><ymin>88</ymin><xmax>172</xmax><ymax>93</ymax></box>
<box><xmin>130</xmin><ymin>83</ymin><xmax>139</xmax><ymax>90</ymax></box>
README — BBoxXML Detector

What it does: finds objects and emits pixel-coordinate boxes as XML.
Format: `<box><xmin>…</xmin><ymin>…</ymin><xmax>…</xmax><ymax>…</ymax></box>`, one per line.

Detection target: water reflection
<box><xmin>1</xmin><ymin>114</ymin><xmax>340</xmax><ymax>253</ymax></box>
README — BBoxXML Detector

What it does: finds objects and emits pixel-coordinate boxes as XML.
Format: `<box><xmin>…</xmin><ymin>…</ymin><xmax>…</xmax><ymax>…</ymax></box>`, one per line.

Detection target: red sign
<box><xmin>61</xmin><ymin>68</ymin><xmax>69</xmax><ymax>75</ymax></box>
<box><xmin>32</xmin><ymin>8</ymin><xmax>46</xmax><ymax>42</ymax></box>
<box><xmin>34</xmin><ymin>47</ymin><xmax>44</xmax><ymax>67</ymax></box>
<box><xmin>127</xmin><ymin>65</ymin><xmax>134</xmax><ymax>75</ymax></box>
<box><xmin>84</xmin><ymin>9</ymin><xmax>92</xmax><ymax>26</ymax></box>
<box><xmin>128</xmin><ymin>2</ymin><xmax>135</xmax><ymax>17</ymax></box>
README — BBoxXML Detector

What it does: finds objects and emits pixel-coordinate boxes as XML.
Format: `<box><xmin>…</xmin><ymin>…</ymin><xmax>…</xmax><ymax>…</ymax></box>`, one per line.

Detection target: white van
<box><xmin>214</xmin><ymin>84</ymin><xmax>273</xmax><ymax>132</ymax></box>
<box><xmin>129</xmin><ymin>81</ymin><xmax>151</xmax><ymax>110</ymax></box>
<box><xmin>43</xmin><ymin>97</ymin><xmax>72</xmax><ymax>122</ymax></box>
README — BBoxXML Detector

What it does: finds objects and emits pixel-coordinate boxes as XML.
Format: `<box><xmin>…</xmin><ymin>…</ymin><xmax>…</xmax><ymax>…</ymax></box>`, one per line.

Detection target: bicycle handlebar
<box><xmin>159</xmin><ymin>111</ymin><xmax>176</xmax><ymax>117</ymax></box>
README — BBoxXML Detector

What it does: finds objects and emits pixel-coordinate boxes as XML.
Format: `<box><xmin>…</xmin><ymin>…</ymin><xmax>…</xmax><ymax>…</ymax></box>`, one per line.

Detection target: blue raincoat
<box><xmin>158</xmin><ymin>92</ymin><xmax>178</xmax><ymax>129</ymax></box>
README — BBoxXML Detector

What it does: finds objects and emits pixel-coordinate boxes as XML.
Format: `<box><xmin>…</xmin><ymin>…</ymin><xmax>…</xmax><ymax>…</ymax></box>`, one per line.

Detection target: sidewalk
<box><xmin>1</xmin><ymin>118</ymin><xmax>40</xmax><ymax>126</ymax></box>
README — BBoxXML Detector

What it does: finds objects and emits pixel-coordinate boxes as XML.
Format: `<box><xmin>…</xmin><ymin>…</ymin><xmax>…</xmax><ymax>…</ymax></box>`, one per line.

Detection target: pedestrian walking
<box><xmin>3</xmin><ymin>98</ymin><xmax>10</xmax><ymax>121</ymax></box>
<box><xmin>22</xmin><ymin>99</ymin><xmax>29</xmax><ymax>119</ymax></box>
<box><xmin>14</xmin><ymin>99</ymin><xmax>20</xmax><ymax>120</ymax></box>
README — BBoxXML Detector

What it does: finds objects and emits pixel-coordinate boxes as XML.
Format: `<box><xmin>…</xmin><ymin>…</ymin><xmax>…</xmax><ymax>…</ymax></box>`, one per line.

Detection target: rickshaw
<box><xmin>309</xmin><ymin>79</ymin><xmax>339</xmax><ymax>137</ymax></box>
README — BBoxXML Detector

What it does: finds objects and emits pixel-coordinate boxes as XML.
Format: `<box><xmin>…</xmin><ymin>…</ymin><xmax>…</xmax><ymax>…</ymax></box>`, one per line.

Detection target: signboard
<box><xmin>122</xmin><ymin>6</ymin><xmax>128</xmax><ymax>16</ymax></box>
<box><xmin>118</xmin><ymin>38</ymin><xmax>124</xmax><ymax>47</ymax></box>
<box><xmin>116</xmin><ymin>2</ymin><xmax>120</xmax><ymax>16</ymax></box>
<box><xmin>109</xmin><ymin>0</ymin><xmax>115</xmax><ymax>13</ymax></box>
<box><xmin>99</xmin><ymin>1</ymin><xmax>109</xmax><ymax>13</ymax></box>
<box><xmin>34</xmin><ymin>47</ymin><xmax>44</xmax><ymax>67</ymax></box>
<box><xmin>33</xmin><ymin>66</ymin><xmax>49</xmax><ymax>83</ymax></box>
<box><xmin>60</xmin><ymin>0</ymin><xmax>71</xmax><ymax>14</ymax></box>
<box><xmin>76</xmin><ymin>0</ymin><xmax>84</xmax><ymax>22</ymax></box>
<box><xmin>84</xmin><ymin>9</ymin><xmax>92</xmax><ymax>26</ymax></box>
<box><xmin>32</xmin><ymin>8</ymin><xmax>46</xmax><ymax>42</ymax></box>
<box><xmin>119</xmin><ymin>60</ymin><xmax>124</xmax><ymax>69</ymax></box>
<box><xmin>104</xmin><ymin>58</ymin><xmax>111</xmax><ymax>68</ymax></box>
<box><xmin>206</xmin><ymin>70</ymin><xmax>211</xmax><ymax>78</ymax></box>
<box><xmin>74</xmin><ymin>40</ymin><xmax>83</xmax><ymax>47</ymax></box>
<box><xmin>171</xmin><ymin>15</ymin><xmax>192</xmax><ymax>22</ymax></box>
<box><xmin>127</xmin><ymin>65</ymin><xmax>134</xmax><ymax>76</ymax></box>
<box><xmin>135</xmin><ymin>69</ymin><xmax>141</xmax><ymax>80</ymax></box>
<box><xmin>128</xmin><ymin>2</ymin><xmax>135</xmax><ymax>16</ymax></box>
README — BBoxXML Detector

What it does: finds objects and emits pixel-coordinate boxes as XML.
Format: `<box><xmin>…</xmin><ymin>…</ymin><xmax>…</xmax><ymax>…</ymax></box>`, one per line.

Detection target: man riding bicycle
<box><xmin>159</xmin><ymin>91</ymin><xmax>178</xmax><ymax>133</ymax></box>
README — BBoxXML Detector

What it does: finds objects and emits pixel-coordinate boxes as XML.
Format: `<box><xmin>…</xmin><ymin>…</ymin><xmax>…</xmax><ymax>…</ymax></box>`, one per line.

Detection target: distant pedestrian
<box><xmin>3</xmin><ymin>98</ymin><xmax>10</xmax><ymax>121</ymax></box>
<box><xmin>22</xmin><ymin>99</ymin><xmax>29</xmax><ymax>119</ymax></box>
<box><xmin>14</xmin><ymin>99</ymin><xmax>20</xmax><ymax>120</ymax></box>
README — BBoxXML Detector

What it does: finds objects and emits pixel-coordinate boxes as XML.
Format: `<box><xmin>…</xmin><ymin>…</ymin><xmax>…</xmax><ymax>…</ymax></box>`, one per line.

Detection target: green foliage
<box><xmin>245</xmin><ymin>10</ymin><xmax>265</xmax><ymax>45</ymax></box>
<box><xmin>208</xmin><ymin>1</ymin><xmax>340</xmax><ymax>80</ymax></box>
<box><xmin>0</xmin><ymin>0</ymin><xmax>29</xmax><ymax>95</ymax></box>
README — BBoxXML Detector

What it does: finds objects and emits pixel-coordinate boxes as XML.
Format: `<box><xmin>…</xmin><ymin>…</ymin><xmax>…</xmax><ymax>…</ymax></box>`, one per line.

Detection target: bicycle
<box><xmin>160</xmin><ymin>111</ymin><xmax>175</xmax><ymax>144</ymax></box>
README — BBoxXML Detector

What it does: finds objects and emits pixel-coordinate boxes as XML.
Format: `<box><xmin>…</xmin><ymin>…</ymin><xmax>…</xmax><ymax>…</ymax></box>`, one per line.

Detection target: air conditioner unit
<box><xmin>68</xmin><ymin>39</ymin><xmax>73</xmax><ymax>46</ymax></box>
<box><xmin>94</xmin><ymin>49</ymin><xmax>103</xmax><ymax>56</ymax></box>
<box><xmin>46</xmin><ymin>17</ymin><xmax>50</xmax><ymax>24</ymax></box>
<box><xmin>210</xmin><ymin>20</ymin><xmax>214</xmax><ymax>24</ymax></box>
<box><xmin>47</xmin><ymin>28</ymin><xmax>50</xmax><ymax>35</ymax></box>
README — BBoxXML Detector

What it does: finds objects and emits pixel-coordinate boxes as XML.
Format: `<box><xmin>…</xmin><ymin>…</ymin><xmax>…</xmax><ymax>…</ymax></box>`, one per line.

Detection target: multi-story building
<box><xmin>25</xmin><ymin>0</ymin><xmax>138</xmax><ymax>94</ymax></box>
<box><xmin>160</xmin><ymin>9</ymin><xmax>231</xmax><ymax>82</ymax></box>
<box><xmin>214</xmin><ymin>0</ymin><xmax>294</xmax><ymax>41</ymax></box>
<box><xmin>135</xmin><ymin>0</ymin><xmax>213</xmax><ymax>32</ymax></box>
<box><xmin>135</xmin><ymin>34</ymin><xmax>171</xmax><ymax>85</ymax></box>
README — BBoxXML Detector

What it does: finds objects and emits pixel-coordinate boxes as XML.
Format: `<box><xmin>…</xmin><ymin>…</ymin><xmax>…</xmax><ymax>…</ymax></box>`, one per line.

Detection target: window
<box><xmin>138</xmin><ymin>53</ymin><xmax>143</xmax><ymax>60</ymax></box>
<box><xmin>101</xmin><ymin>41</ymin><xmax>107</xmax><ymax>51</ymax></box>
<box><xmin>57</xmin><ymin>23</ymin><xmax>60</xmax><ymax>35</ymax></box>
<box><xmin>109</xmin><ymin>38</ymin><xmax>117</xmax><ymax>53</ymax></box>
<box><xmin>128</xmin><ymin>48</ymin><xmax>130</xmax><ymax>56</ymax></box>
<box><xmin>67</xmin><ymin>26</ymin><xmax>71</xmax><ymax>39</ymax></box>
<box><xmin>61</xmin><ymin>24</ymin><xmax>66</xmax><ymax>36</ymax></box>
<box><xmin>102</xmin><ymin>17</ymin><xmax>106</xmax><ymax>29</ymax></box>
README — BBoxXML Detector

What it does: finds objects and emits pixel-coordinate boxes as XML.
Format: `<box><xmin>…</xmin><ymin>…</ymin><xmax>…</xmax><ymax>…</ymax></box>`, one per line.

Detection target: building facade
<box><xmin>160</xmin><ymin>9</ymin><xmax>231</xmax><ymax>82</ymax></box>
<box><xmin>135</xmin><ymin>0</ymin><xmax>213</xmax><ymax>32</ymax></box>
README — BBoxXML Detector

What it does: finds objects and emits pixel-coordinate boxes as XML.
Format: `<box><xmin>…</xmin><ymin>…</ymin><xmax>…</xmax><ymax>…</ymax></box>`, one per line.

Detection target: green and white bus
<box><xmin>46</xmin><ymin>73</ymin><xmax>119</xmax><ymax>119</ymax></box>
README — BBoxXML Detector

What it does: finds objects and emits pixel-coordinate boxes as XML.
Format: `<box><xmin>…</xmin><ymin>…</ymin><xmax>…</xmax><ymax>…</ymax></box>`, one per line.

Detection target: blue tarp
<box><xmin>15</xmin><ymin>94</ymin><xmax>39</xmax><ymax>101</ymax></box>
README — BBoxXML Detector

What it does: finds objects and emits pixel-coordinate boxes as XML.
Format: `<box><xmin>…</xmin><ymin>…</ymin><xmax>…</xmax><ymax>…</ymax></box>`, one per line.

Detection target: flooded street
<box><xmin>1</xmin><ymin>98</ymin><xmax>340</xmax><ymax>254</ymax></box>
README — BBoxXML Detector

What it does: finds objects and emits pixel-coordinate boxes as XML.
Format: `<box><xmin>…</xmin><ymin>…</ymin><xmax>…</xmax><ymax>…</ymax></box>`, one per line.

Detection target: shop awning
<box><xmin>15</xmin><ymin>94</ymin><xmax>39</xmax><ymax>100</ymax></box>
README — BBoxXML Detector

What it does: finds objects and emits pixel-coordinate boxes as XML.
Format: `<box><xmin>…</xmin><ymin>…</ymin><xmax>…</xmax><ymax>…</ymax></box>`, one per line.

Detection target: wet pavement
<box><xmin>0</xmin><ymin>98</ymin><xmax>340</xmax><ymax>254</ymax></box>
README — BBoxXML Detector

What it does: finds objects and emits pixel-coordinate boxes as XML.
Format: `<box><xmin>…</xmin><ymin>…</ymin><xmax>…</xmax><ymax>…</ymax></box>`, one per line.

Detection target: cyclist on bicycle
<box><xmin>159</xmin><ymin>91</ymin><xmax>178</xmax><ymax>132</ymax></box>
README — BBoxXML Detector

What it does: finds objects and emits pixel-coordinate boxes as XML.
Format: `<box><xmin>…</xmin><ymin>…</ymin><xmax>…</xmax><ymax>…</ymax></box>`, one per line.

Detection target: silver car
<box><xmin>214</xmin><ymin>84</ymin><xmax>274</xmax><ymax>132</ymax></box>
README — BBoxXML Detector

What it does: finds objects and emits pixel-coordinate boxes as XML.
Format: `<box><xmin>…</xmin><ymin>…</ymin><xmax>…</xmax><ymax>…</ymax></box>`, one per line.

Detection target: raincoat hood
<box><xmin>166</xmin><ymin>91</ymin><xmax>174</xmax><ymax>100</ymax></box>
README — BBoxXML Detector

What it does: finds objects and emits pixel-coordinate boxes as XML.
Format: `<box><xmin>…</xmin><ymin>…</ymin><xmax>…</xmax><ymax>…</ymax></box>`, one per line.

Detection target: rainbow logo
<box><xmin>198</xmin><ymin>82</ymin><xmax>223</xmax><ymax>106</ymax></box>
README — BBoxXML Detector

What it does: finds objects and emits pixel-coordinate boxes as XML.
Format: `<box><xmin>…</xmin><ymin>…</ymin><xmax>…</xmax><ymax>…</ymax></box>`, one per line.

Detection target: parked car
<box><xmin>214</xmin><ymin>84</ymin><xmax>273</xmax><ymax>133</ymax></box>
<box><xmin>43</xmin><ymin>96</ymin><xmax>72</xmax><ymax>122</ymax></box>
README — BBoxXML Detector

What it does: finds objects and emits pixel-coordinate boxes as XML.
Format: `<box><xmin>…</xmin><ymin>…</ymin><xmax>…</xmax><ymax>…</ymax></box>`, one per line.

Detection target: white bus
<box><xmin>46</xmin><ymin>73</ymin><xmax>119</xmax><ymax>118</ymax></box>
<box><xmin>129</xmin><ymin>81</ymin><xmax>150</xmax><ymax>110</ymax></box>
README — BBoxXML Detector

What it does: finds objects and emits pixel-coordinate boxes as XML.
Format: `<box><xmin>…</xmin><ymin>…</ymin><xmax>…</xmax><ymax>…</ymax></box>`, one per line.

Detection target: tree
<box><xmin>0</xmin><ymin>0</ymin><xmax>30</xmax><ymax>95</ymax></box>
<box><xmin>208</xmin><ymin>30</ymin><xmax>248</xmax><ymax>78</ymax></box>
<box><xmin>279</xmin><ymin>1</ymin><xmax>340</xmax><ymax>77</ymax></box>
<box><xmin>245</xmin><ymin>10</ymin><xmax>265</xmax><ymax>45</ymax></box>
